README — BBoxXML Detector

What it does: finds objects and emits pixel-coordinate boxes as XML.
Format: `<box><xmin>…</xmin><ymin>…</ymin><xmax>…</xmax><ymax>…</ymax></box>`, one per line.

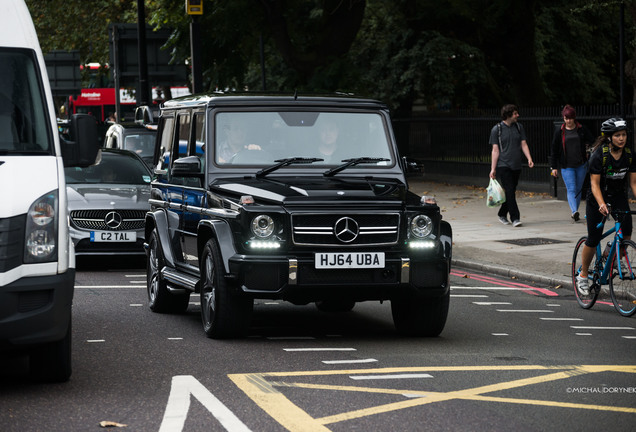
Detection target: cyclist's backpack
<box><xmin>601</xmin><ymin>144</ymin><xmax>632</xmax><ymax>172</ymax></box>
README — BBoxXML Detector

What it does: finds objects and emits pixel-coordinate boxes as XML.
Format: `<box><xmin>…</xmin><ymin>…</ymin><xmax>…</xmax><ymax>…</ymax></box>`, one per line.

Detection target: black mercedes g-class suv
<box><xmin>144</xmin><ymin>93</ymin><xmax>452</xmax><ymax>338</ymax></box>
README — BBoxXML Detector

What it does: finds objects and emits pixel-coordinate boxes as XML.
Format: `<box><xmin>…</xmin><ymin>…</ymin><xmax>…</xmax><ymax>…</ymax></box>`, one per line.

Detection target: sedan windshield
<box><xmin>65</xmin><ymin>151</ymin><xmax>152</xmax><ymax>185</ymax></box>
<box><xmin>213</xmin><ymin>111</ymin><xmax>393</xmax><ymax>167</ymax></box>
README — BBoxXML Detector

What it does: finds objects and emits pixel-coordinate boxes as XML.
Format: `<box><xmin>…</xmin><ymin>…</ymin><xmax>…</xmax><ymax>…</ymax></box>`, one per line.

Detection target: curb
<box><xmin>452</xmin><ymin>258</ymin><xmax>572</xmax><ymax>291</ymax></box>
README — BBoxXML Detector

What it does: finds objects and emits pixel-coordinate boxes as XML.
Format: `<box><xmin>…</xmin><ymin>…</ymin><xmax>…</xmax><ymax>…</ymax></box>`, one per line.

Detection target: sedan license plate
<box><xmin>315</xmin><ymin>252</ymin><xmax>385</xmax><ymax>269</ymax></box>
<box><xmin>90</xmin><ymin>231</ymin><xmax>136</xmax><ymax>242</ymax></box>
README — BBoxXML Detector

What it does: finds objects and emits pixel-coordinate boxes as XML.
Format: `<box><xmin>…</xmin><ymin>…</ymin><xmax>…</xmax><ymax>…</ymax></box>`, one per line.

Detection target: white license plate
<box><xmin>315</xmin><ymin>252</ymin><xmax>385</xmax><ymax>269</ymax></box>
<box><xmin>90</xmin><ymin>231</ymin><xmax>137</xmax><ymax>242</ymax></box>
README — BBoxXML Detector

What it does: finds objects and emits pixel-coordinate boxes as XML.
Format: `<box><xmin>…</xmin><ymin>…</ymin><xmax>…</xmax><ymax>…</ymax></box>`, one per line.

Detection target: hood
<box><xmin>209</xmin><ymin>176</ymin><xmax>407</xmax><ymax>205</ymax></box>
<box><xmin>66</xmin><ymin>184</ymin><xmax>150</xmax><ymax>210</ymax></box>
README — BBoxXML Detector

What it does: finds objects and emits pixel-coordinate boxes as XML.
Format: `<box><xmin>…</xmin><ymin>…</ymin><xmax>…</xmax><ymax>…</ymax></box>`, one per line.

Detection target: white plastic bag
<box><xmin>486</xmin><ymin>178</ymin><xmax>506</xmax><ymax>208</ymax></box>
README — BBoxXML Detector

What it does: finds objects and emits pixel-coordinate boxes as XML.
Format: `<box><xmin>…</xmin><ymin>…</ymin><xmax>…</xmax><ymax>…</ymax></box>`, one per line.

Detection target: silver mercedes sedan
<box><xmin>64</xmin><ymin>148</ymin><xmax>152</xmax><ymax>256</ymax></box>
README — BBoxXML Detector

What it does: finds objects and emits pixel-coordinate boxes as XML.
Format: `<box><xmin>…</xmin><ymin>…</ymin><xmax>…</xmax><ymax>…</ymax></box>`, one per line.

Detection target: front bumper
<box><xmin>0</xmin><ymin>270</ymin><xmax>75</xmax><ymax>350</ymax></box>
<box><xmin>70</xmin><ymin>227</ymin><xmax>145</xmax><ymax>256</ymax></box>
<box><xmin>228</xmin><ymin>250</ymin><xmax>450</xmax><ymax>302</ymax></box>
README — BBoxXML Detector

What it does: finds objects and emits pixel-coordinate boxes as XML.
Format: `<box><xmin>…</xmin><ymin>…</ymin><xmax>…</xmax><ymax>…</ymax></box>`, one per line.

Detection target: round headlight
<box><xmin>410</xmin><ymin>215</ymin><xmax>432</xmax><ymax>238</ymax></box>
<box><xmin>251</xmin><ymin>215</ymin><xmax>275</xmax><ymax>238</ymax></box>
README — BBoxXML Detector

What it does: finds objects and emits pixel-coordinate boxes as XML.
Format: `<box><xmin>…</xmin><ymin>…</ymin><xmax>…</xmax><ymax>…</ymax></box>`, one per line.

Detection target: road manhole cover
<box><xmin>497</xmin><ymin>237</ymin><xmax>567</xmax><ymax>246</ymax></box>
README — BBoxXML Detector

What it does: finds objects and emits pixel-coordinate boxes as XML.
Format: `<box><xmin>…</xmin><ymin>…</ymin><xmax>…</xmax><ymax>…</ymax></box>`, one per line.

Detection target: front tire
<box><xmin>609</xmin><ymin>239</ymin><xmax>636</xmax><ymax>317</ymax></box>
<box><xmin>200</xmin><ymin>238</ymin><xmax>253</xmax><ymax>338</ymax></box>
<box><xmin>147</xmin><ymin>230</ymin><xmax>190</xmax><ymax>313</ymax></box>
<box><xmin>391</xmin><ymin>290</ymin><xmax>450</xmax><ymax>337</ymax></box>
<box><xmin>29</xmin><ymin>316</ymin><xmax>72</xmax><ymax>383</ymax></box>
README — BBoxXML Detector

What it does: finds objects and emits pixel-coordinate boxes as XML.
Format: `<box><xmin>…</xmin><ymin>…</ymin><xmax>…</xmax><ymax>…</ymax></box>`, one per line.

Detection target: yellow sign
<box><xmin>185</xmin><ymin>0</ymin><xmax>203</xmax><ymax>15</ymax></box>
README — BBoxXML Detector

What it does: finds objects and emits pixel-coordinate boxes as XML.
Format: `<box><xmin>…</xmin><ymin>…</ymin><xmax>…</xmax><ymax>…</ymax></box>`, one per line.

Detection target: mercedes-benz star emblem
<box><xmin>334</xmin><ymin>217</ymin><xmax>359</xmax><ymax>243</ymax></box>
<box><xmin>104</xmin><ymin>211</ymin><xmax>123</xmax><ymax>229</ymax></box>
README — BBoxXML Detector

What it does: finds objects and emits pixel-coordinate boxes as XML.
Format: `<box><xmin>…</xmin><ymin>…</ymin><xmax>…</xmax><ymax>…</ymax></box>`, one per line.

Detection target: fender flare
<box><xmin>440</xmin><ymin>220</ymin><xmax>453</xmax><ymax>264</ymax></box>
<box><xmin>145</xmin><ymin>209</ymin><xmax>177</xmax><ymax>268</ymax></box>
<box><xmin>198</xmin><ymin>219</ymin><xmax>237</xmax><ymax>274</ymax></box>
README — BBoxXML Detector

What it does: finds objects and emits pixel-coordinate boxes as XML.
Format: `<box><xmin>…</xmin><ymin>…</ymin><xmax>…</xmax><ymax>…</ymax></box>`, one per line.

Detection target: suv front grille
<box><xmin>69</xmin><ymin>210</ymin><xmax>146</xmax><ymax>231</ymax></box>
<box><xmin>292</xmin><ymin>213</ymin><xmax>399</xmax><ymax>246</ymax></box>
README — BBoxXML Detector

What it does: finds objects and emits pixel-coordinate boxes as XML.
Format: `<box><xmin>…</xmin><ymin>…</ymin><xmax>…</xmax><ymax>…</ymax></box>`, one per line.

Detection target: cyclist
<box><xmin>575</xmin><ymin>117</ymin><xmax>636</xmax><ymax>296</ymax></box>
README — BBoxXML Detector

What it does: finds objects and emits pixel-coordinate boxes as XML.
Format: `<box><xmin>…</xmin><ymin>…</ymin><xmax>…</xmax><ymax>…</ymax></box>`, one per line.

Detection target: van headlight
<box><xmin>409</xmin><ymin>214</ymin><xmax>433</xmax><ymax>238</ymax></box>
<box><xmin>24</xmin><ymin>191</ymin><xmax>58</xmax><ymax>263</ymax></box>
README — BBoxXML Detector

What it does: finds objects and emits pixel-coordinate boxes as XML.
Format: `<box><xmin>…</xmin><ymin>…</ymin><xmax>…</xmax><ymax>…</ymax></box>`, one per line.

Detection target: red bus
<box><xmin>69</xmin><ymin>86</ymin><xmax>191</xmax><ymax>122</ymax></box>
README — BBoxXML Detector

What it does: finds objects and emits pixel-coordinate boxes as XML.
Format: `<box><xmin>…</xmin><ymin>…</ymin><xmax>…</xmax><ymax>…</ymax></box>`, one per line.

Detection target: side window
<box><xmin>157</xmin><ymin>116</ymin><xmax>175</xmax><ymax>172</ymax></box>
<box><xmin>193</xmin><ymin>112</ymin><xmax>206</xmax><ymax>174</ymax></box>
<box><xmin>175</xmin><ymin>113</ymin><xmax>191</xmax><ymax>162</ymax></box>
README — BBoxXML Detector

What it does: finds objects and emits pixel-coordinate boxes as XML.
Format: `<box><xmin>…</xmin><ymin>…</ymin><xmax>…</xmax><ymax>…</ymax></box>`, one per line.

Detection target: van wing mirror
<box><xmin>61</xmin><ymin>114</ymin><xmax>100</xmax><ymax>167</ymax></box>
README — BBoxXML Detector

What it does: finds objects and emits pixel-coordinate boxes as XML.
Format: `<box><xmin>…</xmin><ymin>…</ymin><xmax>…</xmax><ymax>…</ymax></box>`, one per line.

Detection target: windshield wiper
<box><xmin>255</xmin><ymin>157</ymin><xmax>324</xmax><ymax>178</ymax></box>
<box><xmin>323</xmin><ymin>157</ymin><xmax>390</xmax><ymax>177</ymax></box>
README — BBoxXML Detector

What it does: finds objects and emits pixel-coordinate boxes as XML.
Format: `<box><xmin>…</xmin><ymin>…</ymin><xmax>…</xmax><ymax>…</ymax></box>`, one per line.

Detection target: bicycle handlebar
<box><xmin>595</xmin><ymin>204</ymin><xmax>636</xmax><ymax>229</ymax></box>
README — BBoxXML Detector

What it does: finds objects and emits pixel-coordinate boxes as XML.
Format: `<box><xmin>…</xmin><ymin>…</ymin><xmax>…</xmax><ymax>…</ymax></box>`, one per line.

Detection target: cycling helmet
<box><xmin>601</xmin><ymin>117</ymin><xmax>628</xmax><ymax>135</ymax></box>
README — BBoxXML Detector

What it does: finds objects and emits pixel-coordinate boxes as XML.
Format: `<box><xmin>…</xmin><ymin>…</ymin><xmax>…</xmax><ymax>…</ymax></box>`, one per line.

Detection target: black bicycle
<box><xmin>572</xmin><ymin>208</ymin><xmax>636</xmax><ymax>316</ymax></box>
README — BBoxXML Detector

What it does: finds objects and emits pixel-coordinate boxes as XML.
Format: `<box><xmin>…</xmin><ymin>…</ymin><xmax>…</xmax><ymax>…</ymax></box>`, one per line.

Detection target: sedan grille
<box><xmin>69</xmin><ymin>210</ymin><xmax>146</xmax><ymax>231</ymax></box>
<box><xmin>292</xmin><ymin>213</ymin><xmax>399</xmax><ymax>246</ymax></box>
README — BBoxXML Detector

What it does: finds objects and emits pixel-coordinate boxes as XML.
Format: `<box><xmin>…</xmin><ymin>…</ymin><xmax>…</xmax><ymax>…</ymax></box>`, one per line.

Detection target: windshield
<box><xmin>0</xmin><ymin>48</ymin><xmax>52</xmax><ymax>155</ymax></box>
<box><xmin>123</xmin><ymin>130</ymin><xmax>156</xmax><ymax>160</ymax></box>
<box><xmin>213</xmin><ymin>111</ymin><xmax>393</xmax><ymax>168</ymax></box>
<box><xmin>64</xmin><ymin>151</ymin><xmax>152</xmax><ymax>185</ymax></box>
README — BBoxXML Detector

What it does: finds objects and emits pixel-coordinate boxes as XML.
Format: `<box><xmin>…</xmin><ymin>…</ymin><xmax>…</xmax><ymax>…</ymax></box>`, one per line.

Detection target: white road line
<box><xmin>545</xmin><ymin>304</ymin><xmax>561</xmax><ymax>307</ymax></box>
<box><xmin>349</xmin><ymin>374</ymin><xmax>433</xmax><ymax>380</ymax></box>
<box><xmin>451</xmin><ymin>294</ymin><xmax>489</xmax><ymax>298</ymax></box>
<box><xmin>473</xmin><ymin>302</ymin><xmax>512</xmax><ymax>305</ymax></box>
<box><xmin>125</xmin><ymin>274</ymin><xmax>146</xmax><ymax>278</ymax></box>
<box><xmin>284</xmin><ymin>348</ymin><xmax>356</xmax><ymax>352</ymax></box>
<box><xmin>576</xmin><ymin>333</ymin><xmax>593</xmax><ymax>336</ymax></box>
<box><xmin>571</xmin><ymin>326</ymin><xmax>635</xmax><ymax>330</ymax></box>
<box><xmin>268</xmin><ymin>336</ymin><xmax>315</xmax><ymax>340</ymax></box>
<box><xmin>492</xmin><ymin>333</ymin><xmax>508</xmax><ymax>336</ymax></box>
<box><xmin>622</xmin><ymin>336</ymin><xmax>636</xmax><ymax>339</ymax></box>
<box><xmin>87</xmin><ymin>339</ymin><xmax>105</xmax><ymax>343</ymax></box>
<box><xmin>322</xmin><ymin>359</ymin><xmax>378</xmax><ymax>365</ymax></box>
<box><xmin>159</xmin><ymin>375</ymin><xmax>251</xmax><ymax>432</ymax></box>
<box><xmin>168</xmin><ymin>338</ymin><xmax>183</xmax><ymax>340</ymax></box>
<box><xmin>452</xmin><ymin>287</ymin><xmax>535</xmax><ymax>291</ymax></box>
<box><xmin>496</xmin><ymin>310</ymin><xmax>554</xmax><ymax>313</ymax></box>
<box><xmin>540</xmin><ymin>318</ymin><xmax>584</xmax><ymax>321</ymax></box>
<box><xmin>130</xmin><ymin>304</ymin><xmax>143</xmax><ymax>307</ymax></box>
<box><xmin>75</xmin><ymin>285</ymin><xmax>144</xmax><ymax>289</ymax></box>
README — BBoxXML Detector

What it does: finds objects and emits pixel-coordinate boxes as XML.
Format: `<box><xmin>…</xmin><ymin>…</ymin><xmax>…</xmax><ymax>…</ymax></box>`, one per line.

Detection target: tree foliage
<box><xmin>25</xmin><ymin>0</ymin><xmax>636</xmax><ymax>115</ymax></box>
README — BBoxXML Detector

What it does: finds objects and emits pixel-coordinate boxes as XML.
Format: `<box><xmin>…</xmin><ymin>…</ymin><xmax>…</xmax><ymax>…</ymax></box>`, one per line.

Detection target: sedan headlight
<box><xmin>409</xmin><ymin>214</ymin><xmax>433</xmax><ymax>238</ymax></box>
<box><xmin>251</xmin><ymin>214</ymin><xmax>275</xmax><ymax>238</ymax></box>
<box><xmin>24</xmin><ymin>191</ymin><xmax>58</xmax><ymax>263</ymax></box>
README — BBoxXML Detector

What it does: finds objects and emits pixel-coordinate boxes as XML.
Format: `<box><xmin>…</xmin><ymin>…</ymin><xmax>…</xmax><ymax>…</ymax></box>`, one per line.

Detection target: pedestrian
<box><xmin>549</xmin><ymin>105</ymin><xmax>595</xmax><ymax>222</ymax></box>
<box><xmin>575</xmin><ymin>117</ymin><xmax>636</xmax><ymax>296</ymax></box>
<box><xmin>489</xmin><ymin>104</ymin><xmax>534</xmax><ymax>227</ymax></box>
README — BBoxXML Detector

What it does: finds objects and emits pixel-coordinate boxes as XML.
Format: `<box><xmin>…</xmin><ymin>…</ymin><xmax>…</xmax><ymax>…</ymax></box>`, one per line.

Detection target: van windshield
<box><xmin>0</xmin><ymin>48</ymin><xmax>52</xmax><ymax>155</ymax></box>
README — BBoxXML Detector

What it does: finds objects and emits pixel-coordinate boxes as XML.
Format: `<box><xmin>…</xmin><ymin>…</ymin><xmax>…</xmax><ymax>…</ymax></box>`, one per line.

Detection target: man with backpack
<box><xmin>489</xmin><ymin>104</ymin><xmax>535</xmax><ymax>227</ymax></box>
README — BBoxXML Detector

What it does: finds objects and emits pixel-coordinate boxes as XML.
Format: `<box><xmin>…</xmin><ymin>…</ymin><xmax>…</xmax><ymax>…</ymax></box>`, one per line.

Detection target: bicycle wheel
<box><xmin>572</xmin><ymin>236</ymin><xmax>600</xmax><ymax>309</ymax></box>
<box><xmin>609</xmin><ymin>239</ymin><xmax>636</xmax><ymax>316</ymax></box>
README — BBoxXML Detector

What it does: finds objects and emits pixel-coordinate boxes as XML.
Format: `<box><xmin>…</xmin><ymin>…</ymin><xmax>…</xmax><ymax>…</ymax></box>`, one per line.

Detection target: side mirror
<box><xmin>172</xmin><ymin>155</ymin><xmax>202</xmax><ymax>178</ymax></box>
<box><xmin>403</xmin><ymin>156</ymin><xmax>423</xmax><ymax>177</ymax></box>
<box><xmin>61</xmin><ymin>114</ymin><xmax>100</xmax><ymax>168</ymax></box>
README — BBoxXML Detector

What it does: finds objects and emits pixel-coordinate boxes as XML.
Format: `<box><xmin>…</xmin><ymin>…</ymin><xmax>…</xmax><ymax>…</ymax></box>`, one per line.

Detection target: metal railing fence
<box><xmin>392</xmin><ymin>105</ymin><xmax>635</xmax><ymax>192</ymax></box>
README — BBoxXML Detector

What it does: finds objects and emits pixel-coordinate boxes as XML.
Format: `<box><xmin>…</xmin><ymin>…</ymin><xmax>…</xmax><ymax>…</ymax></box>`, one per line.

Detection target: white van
<box><xmin>0</xmin><ymin>1</ymin><xmax>98</xmax><ymax>382</ymax></box>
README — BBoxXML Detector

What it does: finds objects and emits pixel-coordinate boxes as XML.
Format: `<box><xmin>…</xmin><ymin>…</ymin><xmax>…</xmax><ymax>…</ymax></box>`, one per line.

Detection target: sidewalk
<box><xmin>408</xmin><ymin>178</ymin><xmax>584</xmax><ymax>290</ymax></box>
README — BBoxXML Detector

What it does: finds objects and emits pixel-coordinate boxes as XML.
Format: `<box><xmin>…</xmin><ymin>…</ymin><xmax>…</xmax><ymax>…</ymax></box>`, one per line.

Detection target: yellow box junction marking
<box><xmin>228</xmin><ymin>365</ymin><xmax>636</xmax><ymax>431</ymax></box>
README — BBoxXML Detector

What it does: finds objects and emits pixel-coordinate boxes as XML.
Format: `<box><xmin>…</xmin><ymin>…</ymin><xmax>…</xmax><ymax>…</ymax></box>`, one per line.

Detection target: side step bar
<box><xmin>161</xmin><ymin>268</ymin><xmax>199</xmax><ymax>293</ymax></box>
